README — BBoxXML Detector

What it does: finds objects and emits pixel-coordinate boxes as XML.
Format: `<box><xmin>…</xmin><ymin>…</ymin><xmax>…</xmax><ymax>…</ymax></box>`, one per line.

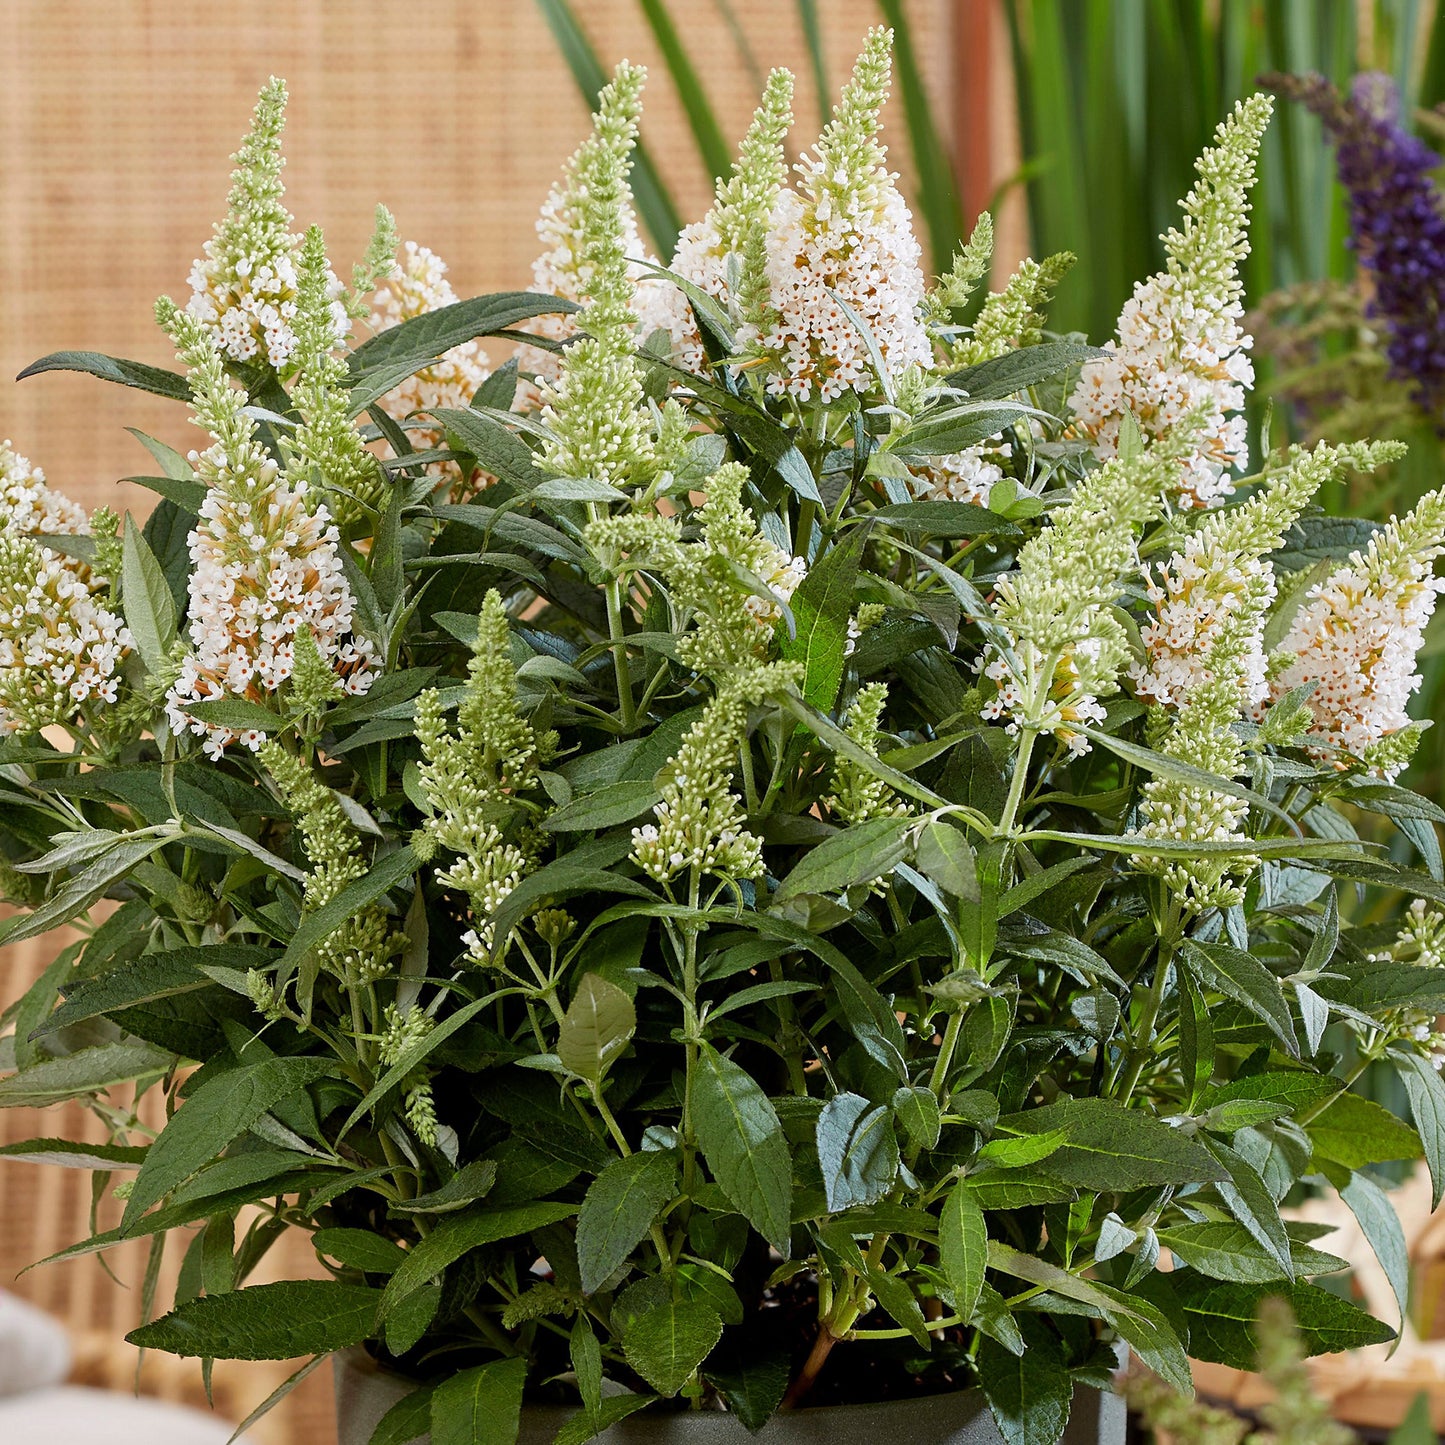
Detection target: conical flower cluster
<box><xmin>531</xmin><ymin>64</ymin><xmax>671</xmax><ymax>489</ymax></box>
<box><xmin>1267</xmin><ymin>483</ymin><xmax>1445</xmax><ymax>777</ymax></box>
<box><xmin>371</xmin><ymin>239</ymin><xmax>492</xmax><ymax>421</ymax></box>
<box><xmin>0</xmin><ymin>442</ymin><xmax>90</xmax><ymax>538</ymax></box>
<box><xmin>1070</xmin><ymin>96</ymin><xmax>1272</xmax><ymax>507</ymax></box>
<box><xmin>826</xmin><ymin>683</ymin><xmax>907</xmax><ymax>824</ymax></box>
<box><xmin>288</xmin><ymin>226</ymin><xmax>387</xmax><ymax>524</ymax></box>
<box><xmin>1133</xmin><ymin>442</ymin><xmax>1396</xmax><ymax>711</ymax></box>
<box><xmin>979</xmin><ymin>450</ymin><xmax>1169</xmax><ymax>754</ymax></box>
<box><xmin>633</xmin><ymin>663</ymin><xmax>796</xmax><ymax>887</ymax></box>
<box><xmin>0</xmin><ymin>530</ymin><xmax>130</xmax><ymax>738</ymax></box>
<box><xmin>186</xmin><ymin>78</ymin><xmax>345</xmax><ymax>373</ymax></box>
<box><xmin>0</xmin><ymin>443</ymin><xmax>128</xmax><ymax>737</ymax></box>
<box><xmin>159</xmin><ymin>300</ymin><xmax>377</xmax><ymax>758</ymax></box>
<box><xmin>659</xmin><ymin>68</ymin><xmax>794</xmax><ymax>374</ymax></box>
<box><xmin>515</xmin><ymin>71</ymin><xmax>674</xmax><ymax>407</ymax></box>
<box><xmin>413</xmin><ymin>591</ymin><xmax>550</xmax><ymax>958</ymax></box>
<box><xmin>740</xmin><ymin>27</ymin><xmax>931</xmax><ymax>404</ymax></box>
<box><xmin>1134</xmin><ymin>442</ymin><xmax>1404</xmax><ymax>907</ymax></box>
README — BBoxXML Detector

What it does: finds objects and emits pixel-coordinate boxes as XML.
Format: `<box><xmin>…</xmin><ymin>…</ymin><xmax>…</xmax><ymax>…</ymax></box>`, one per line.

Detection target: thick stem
<box><xmin>780</xmin><ymin>1326</ymin><xmax>840</xmax><ymax>1412</ymax></box>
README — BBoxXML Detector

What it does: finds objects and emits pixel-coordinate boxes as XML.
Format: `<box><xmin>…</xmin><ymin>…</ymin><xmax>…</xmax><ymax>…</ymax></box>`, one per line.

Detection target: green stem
<box><xmin>604</xmin><ymin>576</ymin><xmax>637</xmax><ymax>732</ymax></box>
<box><xmin>997</xmin><ymin>727</ymin><xmax>1038</xmax><ymax>839</ymax></box>
<box><xmin>1115</xmin><ymin>927</ymin><xmax>1178</xmax><ymax>1106</ymax></box>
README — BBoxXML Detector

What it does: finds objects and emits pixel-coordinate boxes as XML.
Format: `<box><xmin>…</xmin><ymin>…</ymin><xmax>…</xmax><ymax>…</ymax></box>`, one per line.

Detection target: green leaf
<box><xmin>543</xmin><ymin>780</ymin><xmax>661</xmax><ymax>833</ymax></box>
<box><xmin>946</xmin><ymin>341</ymin><xmax>1108</xmax><ymax>400</ymax></box>
<box><xmin>622</xmin><ymin>1298</ymin><xmax>723</xmax><ymax>1398</ymax></box>
<box><xmin>0</xmin><ymin>1041</ymin><xmax>173</xmax><ymax>1107</ymax></box>
<box><xmin>778</xmin><ymin>524</ymin><xmax>865</xmax><ymax>711</ymax></box>
<box><xmin>1172</xmin><ymin>1273</ymin><xmax>1395</xmax><ymax>1367</ymax></box>
<box><xmin>127</xmin><ymin>1280</ymin><xmax>381</xmax><ymax>1360</ymax></box>
<box><xmin>121</xmin><ymin>514</ymin><xmax>178</xmax><ymax>675</ymax></box>
<box><xmin>1387</xmin><ymin>1394</ymin><xmax>1434</xmax><ymax>1445</ymax></box>
<box><xmin>978</xmin><ymin>1327</ymin><xmax>1071</xmax><ymax>1445</ymax></box>
<box><xmin>892</xmin><ymin>1084</ymin><xmax>941</xmax><ymax>1152</ymax></box>
<box><xmin>1340</xmin><ymin>1169</ymin><xmax>1409</xmax><ymax>1332</ymax></box>
<box><xmin>576</xmin><ymin>1149</ymin><xmax>678</xmax><ymax>1294</ymax></box>
<box><xmin>19</xmin><ymin>349</ymin><xmax>190</xmax><ymax>401</ymax></box>
<box><xmin>1204</xmin><ymin>1071</ymin><xmax>1342</xmax><ymax>1114</ymax></box>
<box><xmin>279</xmin><ymin>847</ymin><xmax>416</xmax><ymax>978</ymax></box>
<box><xmin>430</xmin><ymin>1357</ymin><xmax>527</xmax><ymax>1445</ymax></box>
<box><xmin>1394</xmin><ymin>1049</ymin><xmax>1445</xmax><ymax>1209</ymax></box>
<box><xmin>39</xmin><ymin>944</ymin><xmax>271</xmax><ymax>1036</ymax></box>
<box><xmin>1308</xmin><ymin>1093</ymin><xmax>1424</xmax><ymax>1170</ymax></box>
<box><xmin>1203</xmin><ymin>1136</ymin><xmax>1295</xmax><ymax>1282</ymax></box>
<box><xmin>998</xmin><ymin>1097</ymin><xmax>1227</xmax><ymax>1192</ymax></box>
<box><xmin>704</xmin><ymin>1353</ymin><xmax>789</xmax><ymax>1432</ymax></box>
<box><xmin>550</xmin><ymin>1395</ymin><xmax>655</xmax><ymax>1445</ymax></box>
<box><xmin>961</xmin><ymin>1169</ymin><xmax>1074</xmax><ymax>1210</ymax></box>
<box><xmin>816</xmin><ymin>1092</ymin><xmax>899</xmax><ymax>1212</ymax></box>
<box><xmin>940</xmin><ymin>1185</ymin><xmax>988</xmax><ymax>1325</ymax></box>
<box><xmin>1157</xmin><ymin>1222</ymin><xmax>1346</xmax><ymax>1284</ymax></box>
<box><xmin>431</xmin><ymin>407</ymin><xmax>538</xmax><ymax>491</ymax></box>
<box><xmin>693</xmin><ymin>1042</ymin><xmax>792</xmax><ymax>1253</ymax></box>
<box><xmin>987</xmin><ymin>1243</ymin><xmax>1189</xmax><ymax>1395</ymax></box>
<box><xmin>348</xmin><ymin>293</ymin><xmax>575</xmax><ymax>392</ymax></box>
<box><xmin>380</xmin><ymin>1202</ymin><xmax>575</xmax><ymax>1318</ymax></box>
<box><xmin>1275</xmin><ymin>516</ymin><xmax>1382</xmax><ymax>573</ymax></box>
<box><xmin>1</xmin><ymin>834</ymin><xmax>173</xmax><ymax>946</ymax></box>
<box><xmin>389</xmin><ymin>1160</ymin><xmax>498</xmax><ymax>1215</ymax></box>
<box><xmin>899</xmin><ymin>401</ymin><xmax>1038</xmax><ymax>458</ymax></box>
<box><xmin>1181</xmin><ymin>940</ymin><xmax>1298</xmax><ymax>1058</ymax></box>
<box><xmin>557</xmin><ymin>973</ymin><xmax>636</xmax><ymax>1085</ymax></box>
<box><xmin>869</xmin><ymin>500</ymin><xmax>1016</xmax><ymax>538</ymax></box>
<box><xmin>977</xmin><ymin>1131</ymin><xmax>1068</xmax><ymax>1169</ymax></box>
<box><xmin>0</xmin><ymin>1137</ymin><xmax>148</xmax><ymax>1170</ymax></box>
<box><xmin>775</xmin><ymin>815</ymin><xmax>912</xmax><ymax>902</ymax></box>
<box><xmin>313</xmin><ymin>1228</ymin><xmax>410</xmax><ymax>1274</ymax></box>
<box><xmin>913</xmin><ymin>819</ymin><xmax>980</xmax><ymax>902</ymax></box>
<box><xmin>121</xmin><ymin>1055</ymin><xmax>336</xmax><ymax>1232</ymax></box>
<box><xmin>183</xmin><ymin>696</ymin><xmax>284</xmax><ymax>735</ymax></box>
<box><xmin>368</xmin><ymin>1388</ymin><xmax>434</xmax><ymax>1445</ymax></box>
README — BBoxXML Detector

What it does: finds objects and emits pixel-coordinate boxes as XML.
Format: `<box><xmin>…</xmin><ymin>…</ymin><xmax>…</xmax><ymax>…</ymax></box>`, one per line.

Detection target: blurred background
<box><xmin>5</xmin><ymin>1</ymin><xmax>1445</xmax><ymax>1440</ymax></box>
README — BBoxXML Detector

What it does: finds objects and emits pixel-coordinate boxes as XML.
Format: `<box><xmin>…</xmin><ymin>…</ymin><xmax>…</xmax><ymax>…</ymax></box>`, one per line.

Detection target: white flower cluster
<box><xmin>633</xmin><ymin>686</ymin><xmax>765</xmax><ymax>886</ymax></box>
<box><xmin>1267</xmin><ymin>492</ymin><xmax>1445</xmax><ymax>777</ymax></box>
<box><xmin>186</xmin><ymin>77</ymin><xmax>346</xmax><ymax>372</ymax></box>
<box><xmin>658</xmin><ymin>70</ymin><xmax>795</xmax><ymax>376</ymax></box>
<box><xmin>0</xmin><ymin>534</ymin><xmax>130</xmax><ymax>736</ymax></box>
<box><xmin>1069</xmin><ymin>96</ymin><xmax>1272</xmax><ymax>508</ymax></box>
<box><xmin>166</xmin><ymin>465</ymin><xmax>378</xmax><ymax>758</ymax></box>
<box><xmin>979</xmin><ymin>452</ymin><xmax>1168</xmax><ymax>756</ymax></box>
<box><xmin>1133</xmin><ymin>535</ymin><xmax>1274</xmax><ymax>710</ymax></box>
<box><xmin>906</xmin><ymin>446</ymin><xmax>1004</xmax><ymax>507</ymax></box>
<box><xmin>741</xmin><ymin>30</ymin><xmax>931</xmax><ymax>404</ymax></box>
<box><xmin>1070</xmin><ymin>273</ymin><xmax>1254</xmax><ymax>508</ymax></box>
<box><xmin>515</xmin><ymin>146</ymin><xmax>674</xmax><ymax>407</ymax></box>
<box><xmin>743</xmin><ymin>545</ymin><xmax>807</xmax><ymax>628</ymax></box>
<box><xmin>371</xmin><ymin>241</ymin><xmax>491</xmax><ymax>420</ymax></box>
<box><xmin>0</xmin><ymin>442</ymin><xmax>89</xmax><ymax>537</ymax></box>
<box><xmin>1371</xmin><ymin>901</ymin><xmax>1445</xmax><ymax>1068</ymax></box>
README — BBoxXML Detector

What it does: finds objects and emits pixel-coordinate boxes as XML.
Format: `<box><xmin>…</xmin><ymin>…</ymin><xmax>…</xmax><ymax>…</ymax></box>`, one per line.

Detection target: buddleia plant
<box><xmin>3</xmin><ymin>45</ymin><xmax>1444</xmax><ymax>1445</ymax></box>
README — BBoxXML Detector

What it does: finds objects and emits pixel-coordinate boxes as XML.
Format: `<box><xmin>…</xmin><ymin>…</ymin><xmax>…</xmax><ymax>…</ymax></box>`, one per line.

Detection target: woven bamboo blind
<box><xmin>0</xmin><ymin>3</ymin><xmax>957</xmax><ymax>1440</ymax></box>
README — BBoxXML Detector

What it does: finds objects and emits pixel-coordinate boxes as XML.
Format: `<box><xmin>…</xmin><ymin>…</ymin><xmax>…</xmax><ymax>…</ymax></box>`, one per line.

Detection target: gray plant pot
<box><xmin>333</xmin><ymin>1348</ymin><xmax>1127</xmax><ymax>1445</ymax></box>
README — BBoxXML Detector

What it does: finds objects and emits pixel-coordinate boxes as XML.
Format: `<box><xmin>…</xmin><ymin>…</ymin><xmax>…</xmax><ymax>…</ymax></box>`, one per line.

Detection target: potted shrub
<box><xmin>2</xmin><ymin>28</ymin><xmax>1443</xmax><ymax>1445</ymax></box>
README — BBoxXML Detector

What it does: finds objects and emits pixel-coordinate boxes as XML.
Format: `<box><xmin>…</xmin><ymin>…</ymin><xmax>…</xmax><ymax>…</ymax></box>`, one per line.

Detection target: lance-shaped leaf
<box><xmin>692</xmin><ymin>1043</ymin><xmax>792</xmax><ymax>1254</ymax></box>
<box><xmin>557</xmin><ymin>973</ymin><xmax>636</xmax><ymax>1085</ymax></box>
